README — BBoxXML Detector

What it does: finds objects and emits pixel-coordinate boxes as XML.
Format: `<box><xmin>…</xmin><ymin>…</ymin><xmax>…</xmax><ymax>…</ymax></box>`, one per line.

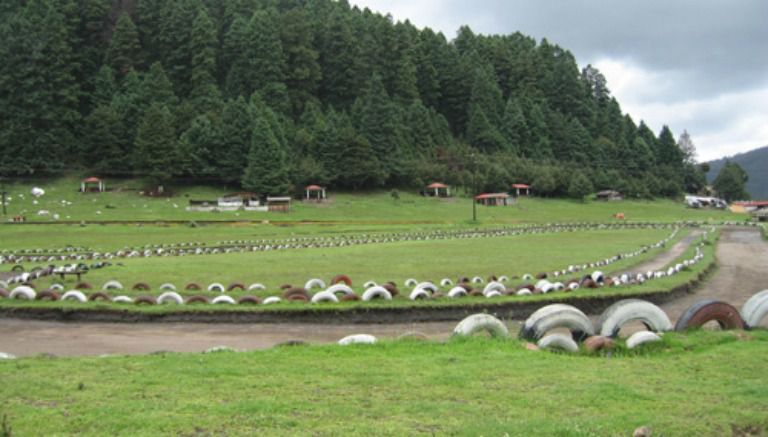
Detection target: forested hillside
<box><xmin>0</xmin><ymin>0</ymin><xmax>704</xmax><ymax>197</ymax></box>
<box><xmin>707</xmin><ymin>146</ymin><xmax>768</xmax><ymax>200</ymax></box>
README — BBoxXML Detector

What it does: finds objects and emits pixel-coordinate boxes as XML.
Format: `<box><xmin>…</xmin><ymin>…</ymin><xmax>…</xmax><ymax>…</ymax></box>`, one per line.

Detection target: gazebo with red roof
<box><xmin>474</xmin><ymin>193</ymin><xmax>511</xmax><ymax>207</ymax></box>
<box><xmin>512</xmin><ymin>183</ymin><xmax>530</xmax><ymax>197</ymax></box>
<box><xmin>426</xmin><ymin>182</ymin><xmax>451</xmax><ymax>197</ymax></box>
<box><xmin>304</xmin><ymin>184</ymin><xmax>327</xmax><ymax>201</ymax></box>
<box><xmin>80</xmin><ymin>177</ymin><xmax>105</xmax><ymax>193</ymax></box>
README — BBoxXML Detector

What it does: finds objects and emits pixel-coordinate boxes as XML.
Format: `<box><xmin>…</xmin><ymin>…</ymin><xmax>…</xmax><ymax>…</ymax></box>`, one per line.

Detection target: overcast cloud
<box><xmin>350</xmin><ymin>0</ymin><xmax>768</xmax><ymax>161</ymax></box>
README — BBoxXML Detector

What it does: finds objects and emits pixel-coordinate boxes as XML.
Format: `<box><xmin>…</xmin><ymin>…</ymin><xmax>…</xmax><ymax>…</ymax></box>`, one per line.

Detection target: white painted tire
<box><xmin>208</xmin><ymin>283</ymin><xmax>226</xmax><ymax>293</ymax></box>
<box><xmin>304</xmin><ymin>278</ymin><xmax>326</xmax><ymax>290</ymax></box>
<box><xmin>404</xmin><ymin>278</ymin><xmax>418</xmax><ymax>287</ymax></box>
<box><xmin>61</xmin><ymin>290</ymin><xmax>87</xmax><ymax>302</ymax></box>
<box><xmin>0</xmin><ymin>280</ymin><xmax>7</xmax><ymax>289</ymax></box>
<box><xmin>311</xmin><ymin>291</ymin><xmax>339</xmax><ymax>304</ymax></box>
<box><xmin>520</xmin><ymin>304</ymin><xmax>594</xmax><ymax>342</ymax></box>
<box><xmin>485</xmin><ymin>290</ymin><xmax>502</xmax><ymax>298</ymax></box>
<box><xmin>211</xmin><ymin>295</ymin><xmax>236</xmax><ymax>305</ymax></box>
<box><xmin>159</xmin><ymin>283</ymin><xmax>176</xmax><ymax>291</ymax></box>
<box><xmin>471</xmin><ymin>276</ymin><xmax>484</xmax><ymax>284</ymax></box>
<box><xmin>409</xmin><ymin>288</ymin><xmax>430</xmax><ymax>301</ymax></box>
<box><xmin>537</xmin><ymin>334</ymin><xmax>579</xmax><ymax>353</ymax></box>
<box><xmin>440</xmin><ymin>278</ymin><xmax>453</xmax><ymax>287</ymax></box>
<box><xmin>482</xmin><ymin>281</ymin><xmax>506</xmax><ymax>296</ymax></box>
<box><xmin>49</xmin><ymin>283</ymin><xmax>64</xmax><ymax>292</ymax></box>
<box><xmin>498</xmin><ymin>275</ymin><xmax>509</xmax><ymax>283</ymax></box>
<box><xmin>591</xmin><ymin>271</ymin><xmax>605</xmax><ymax>283</ymax></box>
<box><xmin>362</xmin><ymin>286</ymin><xmax>392</xmax><ymax>301</ymax></box>
<box><xmin>157</xmin><ymin>291</ymin><xmax>184</xmax><ymax>305</ymax></box>
<box><xmin>414</xmin><ymin>282</ymin><xmax>438</xmax><ymax>293</ymax></box>
<box><xmin>596</xmin><ymin>299</ymin><xmax>672</xmax><ymax>338</ymax></box>
<box><xmin>452</xmin><ymin>314</ymin><xmax>509</xmax><ymax>338</ymax></box>
<box><xmin>326</xmin><ymin>284</ymin><xmax>356</xmax><ymax>296</ymax></box>
<box><xmin>522</xmin><ymin>274</ymin><xmax>533</xmax><ymax>281</ymax></box>
<box><xmin>741</xmin><ymin>289</ymin><xmax>768</xmax><ymax>329</ymax></box>
<box><xmin>0</xmin><ymin>352</ymin><xmax>16</xmax><ymax>360</ymax></box>
<box><xmin>516</xmin><ymin>289</ymin><xmax>532</xmax><ymax>296</ymax></box>
<box><xmin>102</xmin><ymin>280</ymin><xmax>124</xmax><ymax>290</ymax></box>
<box><xmin>112</xmin><ymin>295</ymin><xmax>134</xmax><ymax>304</ymax></box>
<box><xmin>10</xmin><ymin>286</ymin><xmax>36</xmax><ymax>300</ymax></box>
<box><xmin>338</xmin><ymin>334</ymin><xmax>377</xmax><ymax>345</ymax></box>
<box><xmin>362</xmin><ymin>280</ymin><xmax>378</xmax><ymax>288</ymax></box>
<box><xmin>447</xmin><ymin>286</ymin><xmax>468</xmax><ymax>298</ymax></box>
<box><xmin>262</xmin><ymin>296</ymin><xmax>281</xmax><ymax>305</ymax></box>
<box><xmin>248</xmin><ymin>283</ymin><xmax>266</xmax><ymax>291</ymax></box>
<box><xmin>626</xmin><ymin>331</ymin><xmax>662</xmax><ymax>349</ymax></box>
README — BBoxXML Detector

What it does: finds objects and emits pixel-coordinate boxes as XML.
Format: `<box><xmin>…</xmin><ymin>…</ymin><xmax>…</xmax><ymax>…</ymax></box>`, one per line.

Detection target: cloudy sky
<box><xmin>350</xmin><ymin>0</ymin><xmax>768</xmax><ymax>161</ymax></box>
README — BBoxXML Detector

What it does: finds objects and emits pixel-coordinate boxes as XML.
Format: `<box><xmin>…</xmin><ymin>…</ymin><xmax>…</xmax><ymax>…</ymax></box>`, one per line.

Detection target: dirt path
<box><xmin>615</xmin><ymin>229</ymin><xmax>702</xmax><ymax>275</ymax></box>
<box><xmin>660</xmin><ymin>226</ymin><xmax>768</xmax><ymax>321</ymax></box>
<box><xmin>2</xmin><ymin>227</ymin><xmax>764</xmax><ymax>358</ymax></box>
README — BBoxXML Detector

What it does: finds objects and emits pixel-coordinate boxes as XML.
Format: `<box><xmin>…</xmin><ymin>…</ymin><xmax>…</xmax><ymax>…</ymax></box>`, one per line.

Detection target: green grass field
<box><xmin>1</xmin><ymin>175</ymin><xmax>741</xmax><ymax>225</ymax></box>
<box><xmin>1</xmin><ymin>330</ymin><xmax>766</xmax><ymax>436</ymax></box>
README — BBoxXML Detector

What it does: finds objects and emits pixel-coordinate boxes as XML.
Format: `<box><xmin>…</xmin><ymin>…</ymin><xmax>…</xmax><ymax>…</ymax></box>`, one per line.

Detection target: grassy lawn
<box><xmin>1</xmin><ymin>329</ymin><xmax>766</xmax><ymax>436</ymax></box>
<box><xmin>1</xmin><ymin>175</ymin><xmax>741</xmax><ymax>224</ymax></box>
<box><xmin>11</xmin><ymin>228</ymin><xmax>674</xmax><ymax>293</ymax></box>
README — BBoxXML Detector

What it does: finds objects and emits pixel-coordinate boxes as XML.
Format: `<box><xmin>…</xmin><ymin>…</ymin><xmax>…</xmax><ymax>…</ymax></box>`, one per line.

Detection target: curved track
<box><xmin>1</xmin><ymin>227</ymin><xmax>765</xmax><ymax>357</ymax></box>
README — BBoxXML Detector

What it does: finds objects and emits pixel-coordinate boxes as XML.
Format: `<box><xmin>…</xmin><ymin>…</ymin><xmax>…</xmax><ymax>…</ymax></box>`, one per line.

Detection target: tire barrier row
<box><xmin>338</xmin><ymin>289</ymin><xmax>767</xmax><ymax>350</ymax></box>
<box><xmin>1</xmin><ymin>221</ymin><xmax>711</xmax><ymax>267</ymax></box>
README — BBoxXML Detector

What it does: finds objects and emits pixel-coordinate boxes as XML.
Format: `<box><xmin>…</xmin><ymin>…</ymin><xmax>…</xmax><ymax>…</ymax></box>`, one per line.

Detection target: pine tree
<box><xmin>319</xmin><ymin>9</ymin><xmax>362</xmax><ymax>109</ymax></box>
<box><xmin>179</xmin><ymin>114</ymin><xmax>222</xmax><ymax>178</ymax></box>
<box><xmin>656</xmin><ymin>125</ymin><xmax>684</xmax><ymax>166</ymax></box>
<box><xmin>189</xmin><ymin>7</ymin><xmax>222</xmax><ymax>113</ymax></box>
<box><xmin>139</xmin><ymin>62</ymin><xmax>178</xmax><ymax>111</ymax></box>
<box><xmin>280</xmin><ymin>8</ymin><xmax>321</xmax><ymax>118</ymax></box>
<box><xmin>335</xmin><ymin>115</ymin><xmax>386</xmax><ymax>189</ymax></box>
<box><xmin>134</xmin><ymin>103</ymin><xmax>179</xmax><ymax>185</ymax></box>
<box><xmin>111</xmin><ymin>69</ymin><xmax>143</xmax><ymax>147</ymax></box>
<box><xmin>81</xmin><ymin>105</ymin><xmax>125</xmax><ymax>174</ymax></box>
<box><xmin>218</xmin><ymin>97</ymin><xmax>253</xmax><ymax>183</ymax></box>
<box><xmin>92</xmin><ymin>64</ymin><xmax>116</xmax><ymax>107</ymax></box>
<box><xmin>249</xmin><ymin>8</ymin><xmax>289</xmax><ymax>113</ymax></box>
<box><xmin>567</xmin><ymin>170</ymin><xmax>593</xmax><ymax>201</ymax></box>
<box><xmin>241</xmin><ymin>114</ymin><xmax>291</xmax><ymax>195</ymax></box>
<box><xmin>106</xmin><ymin>13</ymin><xmax>142</xmax><ymax>77</ymax></box>
<box><xmin>713</xmin><ymin>161</ymin><xmax>749</xmax><ymax>201</ymax></box>
<box><xmin>222</xmin><ymin>15</ymin><xmax>251</xmax><ymax>98</ymax></box>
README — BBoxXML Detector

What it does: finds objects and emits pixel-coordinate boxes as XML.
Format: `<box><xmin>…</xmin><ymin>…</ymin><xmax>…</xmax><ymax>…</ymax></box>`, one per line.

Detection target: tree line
<box><xmin>0</xmin><ymin>0</ymin><xmax>708</xmax><ymax>198</ymax></box>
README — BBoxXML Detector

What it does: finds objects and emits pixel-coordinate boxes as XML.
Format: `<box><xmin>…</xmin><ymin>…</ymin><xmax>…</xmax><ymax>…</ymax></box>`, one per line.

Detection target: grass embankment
<box><xmin>1</xmin><ymin>175</ymin><xmax>739</xmax><ymax>224</ymax></box>
<box><xmin>1</xmin><ymin>330</ymin><xmax>766</xmax><ymax>436</ymax></box>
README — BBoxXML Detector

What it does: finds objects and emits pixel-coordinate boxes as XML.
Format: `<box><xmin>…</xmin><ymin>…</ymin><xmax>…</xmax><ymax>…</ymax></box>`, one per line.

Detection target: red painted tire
<box><xmin>341</xmin><ymin>293</ymin><xmax>360</xmax><ymax>302</ymax></box>
<box><xmin>227</xmin><ymin>282</ymin><xmax>246</xmax><ymax>292</ymax></box>
<box><xmin>287</xmin><ymin>294</ymin><xmax>309</xmax><ymax>302</ymax></box>
<box><xmin>75</xmin><ymin>282</ymin><xmax>93</xmax><ymax>290</ymax></box>
<box><xmin>237</xmin><ymin>296</ymin><xmax>260</xmax><ymax>305</ymax></box>
<box><xmin>675</xmin><ymin>300</ymin><xmax>746</xmax><ymax>331</ymax></box>
<box><xmin>282</xmin><ymin>287</ymin><xmax>309</xmax><ymax>300</ymax></box>
<box><xmin>185</xmin><ymin>282</ymin><xmax>201</xmax><ymax>291</ymax></box>
<box><xmin>132</xmin><ymin>282</ymin><xmax>150</xmax><ymax>291</ymax></box>
<box><xmin>0</xmin><ymin>289</ymin><xmax>9</xmax><ymax>298</ymax></box>
<box><xmin>185</xmin><ymin>295</ymin><xmax>209</xmax><ymax>304</ymax></box>
<box><xmin>536</xmin><ymin>272</ymin><xmax>548</xmax><ymax>279</ymax></box>
<box><xmin>35</xmin><ymin>290</ymin><xmax>60</xmax><ymax>301</ymax></box>
<box><xmin>382</xmin><ymin>283</ymin><xmax>400</xmax><ymax>297</ymax></box>
<box><xmin>134</xmin><ymin>295</ymin><xmax>156</xmax><ymax>305</ymax></box>
<box><xmin>331</xmin><ymin>274</ymin><xmax>352</xmax><ymax>286</ymax></box>
<box><xmin>88</xmin><ymin>292</ymin><xmax>111</xmax><ymax>302</ymax></box>
<box><xmin>280</xmin><ymin>284</ymin><xmax>293</xmax><ymax>290</ymax></box>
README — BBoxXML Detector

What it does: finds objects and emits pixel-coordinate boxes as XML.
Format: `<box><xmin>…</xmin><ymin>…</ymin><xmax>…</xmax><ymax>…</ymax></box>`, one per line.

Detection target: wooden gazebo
<box><xmin>80</xmin><ymin>177</ymin><xmax>105</xmax><ymax>193</ymax></box>
<box><xmin>474</xmin><ymin>193</ymin><xmax>511</xmax><ymax>206</ymax></box>
<box><xmin>512</xmin><ymin>183</ymin><xmax>531</xmax><ymax>197</ymax></box>
<box><xmin>304</xmin><ymin>185</ymin><xmax>327</xmax><ymax>202</ymax></box>
<box><xmin>426</xmin><ymin>182</ymin><xmax>451</xmax><ymax>197</ymax></box>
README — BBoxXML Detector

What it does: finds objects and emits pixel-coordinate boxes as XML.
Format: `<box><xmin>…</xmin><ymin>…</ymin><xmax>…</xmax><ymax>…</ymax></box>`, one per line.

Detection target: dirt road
<box><xmin>1</xmin><ymin>227</ymin><xmax>764</xmax><ymax>357</ymax></box>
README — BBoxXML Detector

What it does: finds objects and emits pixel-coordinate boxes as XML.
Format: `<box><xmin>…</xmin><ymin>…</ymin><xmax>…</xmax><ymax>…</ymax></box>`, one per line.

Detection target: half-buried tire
<box><xmin>741</xmin><ymin>289</ymin><xmax>768</xmax><ymax>329</ymax></box>
<box><xmin>520</xmin><ymin>304</ymin><xmax>594</xmax><ymax>342</ymax></box>
<box><xmin>674</xmin><ymin>299</ymin><xmax>745</xmax><ymax>331</ymax></box>
<box><xmin>452</xmin><ymin>314</ymin><xmax>509</xmax><ymax>338</ymax></box>
<box><xmin>596</xmin><ymin>299</ymin><xmax>672</xmax><ymax>338</ymax></box>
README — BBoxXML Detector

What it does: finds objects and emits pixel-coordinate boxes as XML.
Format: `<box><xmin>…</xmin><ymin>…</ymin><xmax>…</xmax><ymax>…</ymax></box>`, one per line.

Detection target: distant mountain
<box><xmin>707</xmin><ymin>146</ymin><xmax>768</xmax><ymax>199</ymax></box>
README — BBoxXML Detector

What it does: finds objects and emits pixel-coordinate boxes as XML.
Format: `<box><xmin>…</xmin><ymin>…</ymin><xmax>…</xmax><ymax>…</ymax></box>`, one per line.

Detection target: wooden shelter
<box><xmin>512</xmin><ymin>183</ymin><xmax>531</xmax><ymax>197</ymax></box>
<box><xmin>474</xmin><ymin>193</ymin><xmax>511</xmax><ymax>206</ymax></box>
<box><xmin>425</xmin><ymin>182</ymin><xmax>451</xmax><ymax>197</ymax></box>
<box><xmin>304</xmin><ymin>185</ymin><xmax>327</xmax><ymax>201</ymax></box>
<box><xmin>267</xmin><ymin>196</ymin><xmax>292</xmax><ymax>213</ymax></box>
<box><xmin>596</xmin><ymin>190</ymin><xmax>623</xmax><ymax>201</ymax></box>
<box><xmin>80</xmin><ymin>177</ymin><xmax>105</xmax><ymax>193</ymax></box>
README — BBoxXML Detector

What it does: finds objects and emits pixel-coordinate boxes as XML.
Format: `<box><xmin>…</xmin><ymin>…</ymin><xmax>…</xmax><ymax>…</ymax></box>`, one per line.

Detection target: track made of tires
<box><xmin>1</xmin><ymin>227</ymin><xmax>765</xmax><ymax>357</ymax></box>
